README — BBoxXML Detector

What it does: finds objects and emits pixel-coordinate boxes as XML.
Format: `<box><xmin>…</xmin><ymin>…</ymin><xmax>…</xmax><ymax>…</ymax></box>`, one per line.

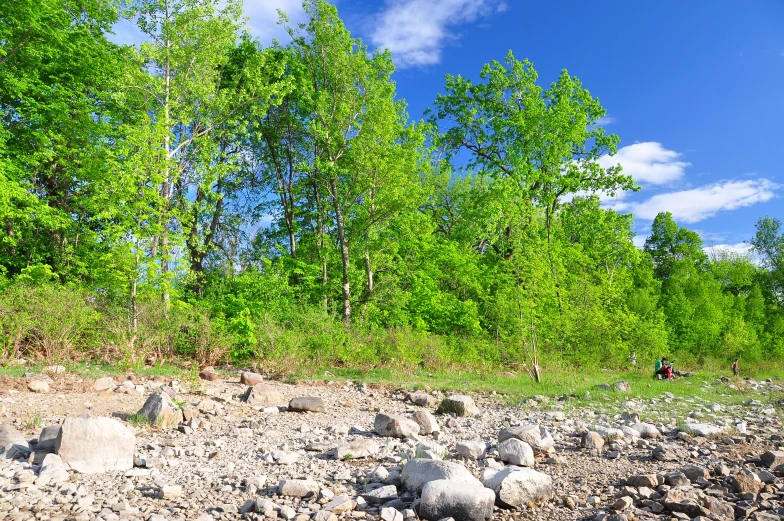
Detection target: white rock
<box><xmin>55</xmin><ymin>416</ymin><xmax>135</xmax><ymax>474</ymax></box>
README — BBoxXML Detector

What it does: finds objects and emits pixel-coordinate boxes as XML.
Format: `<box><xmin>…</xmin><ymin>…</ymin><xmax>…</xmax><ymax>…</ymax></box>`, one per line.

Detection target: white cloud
<box><xmin>704</xmin><ymin>242</ymin><xmax>753</xmax><ymax>257</ymax></box>
<box><xmin>595</xmin><ymin>116</ymin><xmax>616</xmax><ymax>126</ymax></box>
<box><xmin>599</xmin><ymin>142</ymin><xmax>690</xmax><ymax>185</ymax></box>
<box><xmin>632</xmin><ymin>235</ymin><xmax>647</xmax><ymax>249</ymax></box>
<box><xmin>370</xmin><ymin>0</ymin><xmax>503</xmax><ymax>68</ymax></box>
<box><xmin>617</xmin><ymin>179</ymin><xmax>779</xmax><ymax>223</ymax></box>
<box><xmin>244</xmin><ymin>0</ymin><xmax>306</xmax><ymax>44</ymax></box>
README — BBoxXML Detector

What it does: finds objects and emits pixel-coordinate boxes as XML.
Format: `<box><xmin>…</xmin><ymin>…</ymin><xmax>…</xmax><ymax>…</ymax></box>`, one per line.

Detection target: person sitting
<box><xmin>655</xmin><ymin>357</ymin><xmax>671</xmax><ymax>379</ymax></box>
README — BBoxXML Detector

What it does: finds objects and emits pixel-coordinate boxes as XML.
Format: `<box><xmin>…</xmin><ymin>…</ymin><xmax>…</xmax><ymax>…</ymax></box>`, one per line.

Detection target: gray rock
<box><xmin>380</xmin><ymin>507</ymin><xmax>403</xmax><ymax>521</ymax></box>
<box><xmin>456</xmin><ymin>441</ymin><xmax>486</xmax><ymax>460</ymax></box>
<box><xmin>680</xmin><ymin>423</ymin><xmax>725</xmax><ymax>437</ymax></box>
<box><xmin>37</xmin><ymin>425</ymin><xmax>60</xmax><ymax>453</ymax></box>
<box><xmin>277</xmin><ymin>479</ymin><xmax>319</xmax><ymax>497</ymax></box>
<box><xmin>0</xmin><ymin>424</ymin><xmax>30</xmax><ymax>459</ymax></box>
<box><xmin>631</xmin><ymin>423</ymin><xmax>660</xmax><ymax>439</ymax></box>
<box><xmin>374</xmin><ymin>414</ymin><xmax>420</xmax><ymax>438</ymax></box>
<box><xmin>760</xmin><ymin>450</ymin><xmax>784</xmax><ymax>469</ymax></box>
<box><xmin>335</xmin><ymin>439</ymin><xmax>380</xmax><ymax>460</ymax></box>
<box><xmin>497</xmin><ymin>438</ymin><xmax>534</xmax><ymax>467</ymax></box>
<box><xmin>437</xmin><ymin>395</ymin><xmax>479</xmax><ymax>417</ymax></box>
<box><xmin>498</xmin><ymin>424</ymin><xmax>554</xmax><ymax>454</ymax></box>
<box><xmin>681</xmin><ymin>465</ymin><xmax>709</xmax><ymax>482</ymax></box>
<box><xmin>137</xmin><ymin>387</ymin><xmax>183</xmax><ymax>428</ymax></box>
<box><xmin>626</xmin><ymin>474</ymin><xmax>661</xmax><ymax>488</ymax></box>
<box><xmin>289</xmin><ymin>396</ymin><xmax>326</xmax><ymax>413</ymax></box>
<box><xmin>401</xmin><ymin>458</ymin><xmax>482</xmax><ymax>494</ymax></box>
<box><xmin>362</xmin><ymin>485</ymin><xmax>398</xmax><ymax>505</ymax></box>
<box><xmin>35</xmin><ymin>453</ymin><xmax>69</xmax><ymax>486</ymax></box>
<box><xmin>482</xmin><ymin>467</ymin><xmax>554</xmax><ymax>507</ymax></box>
<box><xmin>55</xmin><ymin>416</ymin><xmax>135</xmax><ymax>474</ymax></box>
<box><xmin>93</xmin><ymin>377</ymin><xmax>115</xmax><ymax>392</ymax></box>
<box><xmin>411</xmin><ymin>410</ymin><xmax>439</xmax><ymax>435</ymax></box>
<box><xmin>614</xmin><ymin>381</ymin><xmax>631</xmax><ymax>392</ymax></box>
<box><xmin>419</xmin><ymin>479</ymin><xmax>495</xmax><ymax>521</ymax></box>
<box><xmin>242</xmin><ymin>384</ymin><xmax>285</xmax><ymax>405</ymax></box>
<box><xmin>408</xmin><ymin>392</ymin><xmax>438</xmax><ymax>407</ymax></box>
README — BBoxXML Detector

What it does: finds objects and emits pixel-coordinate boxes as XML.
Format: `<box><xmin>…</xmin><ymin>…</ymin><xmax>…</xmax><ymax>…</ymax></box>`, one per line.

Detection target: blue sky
<box><xmin>113</xmin><ymin>0</ymin><xmax>784</xmax><ymax>251</ymax></box>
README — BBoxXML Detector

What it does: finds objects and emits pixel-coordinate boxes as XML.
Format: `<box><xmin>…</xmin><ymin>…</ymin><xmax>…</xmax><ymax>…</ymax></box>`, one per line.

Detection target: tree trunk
<box><xmin>329</xmin><ymin>178</ymin><xmax>351</xmax><ymax>324</ymax></box>
<box><xmin>364</xmin><ymin>246</ymin><xmax>373</xmax><ymax>298</ymax></box>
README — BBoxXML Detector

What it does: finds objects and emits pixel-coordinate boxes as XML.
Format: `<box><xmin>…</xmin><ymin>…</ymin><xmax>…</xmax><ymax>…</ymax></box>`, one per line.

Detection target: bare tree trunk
<box><xmin>329</xmin><ymin>178</ymin><xmax>351</xmax><ymax>325</ymax></box>
<box><xmin>364</xmin><ymin>246</ymin><xmax>373</xmax><ymax>297</ymax></box>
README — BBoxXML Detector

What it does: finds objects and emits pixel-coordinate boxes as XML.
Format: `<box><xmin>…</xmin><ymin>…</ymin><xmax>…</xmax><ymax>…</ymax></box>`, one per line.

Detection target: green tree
<box><xmin>644</xmin><ymin>212</ymin><xmax>707</xmax><ymax>280</ymax></box>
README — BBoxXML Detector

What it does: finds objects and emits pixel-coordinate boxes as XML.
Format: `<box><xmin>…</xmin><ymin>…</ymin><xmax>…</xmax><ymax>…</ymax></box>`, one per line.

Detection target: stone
<box><xmin>42</xmin><ymin>364</ymin><xmax>66</xmax><ymax>375</ymax></box>
<box><xmin>380</xmin><ymin>507</ymin><xmax>403</xmax><ymax>521</ymax></box>
<box><xmin>482</xmin><ymin>467</ymin><xmax>554</xmax><ymax>507</ymax></box>
<box><xmin>498</xmin><ymin>424</ymin><xmax>554</xmax><ymax>454</ymax></box>
<box><xmin>335</xmin><ymin>439</ymin><xmax>380</xmax><ymax>460</ymax></box>
<box><xmin>411</xmin><ymin>410</ymin><xmax>439</xmax><ymax>435</ymax></box>
<box><xmin>27</xmin><ymin>379</ymin><xmax>50</xmax><ymax>393</ymax></box>
<box><xmin>289</xmin><ymin>396</ymin><xmax>326</xmax><ymax>413</ymax></box>
<box><xmin>702</xmin><ymin>497</ymin><xmax>734</xmax><ymax>521</ymax></box>
<box><xmin>664</xmin><ymin>472</ymin><xmax>690</xmax><ymax>487</ymax></box>
<box><xmin>323</xmin><ymin>494</ymin><xmax>354</xmax><ymax>513</ymax></box>
<box><xmin>198</xmin><ymin>370</ymin><xmax>220</xmax><ymax>381</ymax></box>
<box><xmin>242</xmin><ymin>384</ymin><xmax>285</xmax><ymax>405</ymax></box>
<box><xmin>408</xmin><ymin>392</ymin><xmax>438</xmax><ymax>407</ymax></box>
<box><xmin>240</xmin><ymin>371</ymin><xmax>264</xmax><ymax>386</ymax></box>
<box><xmin>456</xmin><ymin>441</ymin><xmax>486</xmax><ymax>460</ymax></box>
<box><xmin>437</xmin><ymin>395</ymin><xmax>479</xmax><ymax>417</ymax></box>
<box><xmin>160</xmin><ymin>485</ymin><xmax>182</xmax><ymax>499</ymax></box>
<box><xmin>37</xmin><ymin>425</ymin><xmax>60</xmax><ymax>452</ymax></box>
<box><xmin>613</xmin><ymin>496</ymin><xmax>633</xmax><ymax>511</ymax></box>
<box><xmin>663</xmin><ymin>490</ymin><xmax>707</xmax><ymax>518</ymax></box>
<box><xmin>681</xmin><ymin>465</ymin><xmax>710</xmax><ymax>482</ymax></box>
<box><xmin>631</xmin><ymin>423</ymin><xmax>660</xmax><ymax>439</ymax></box>
<box><xmin>56</xmin><ymin>416</ymin><xmax>135</xmax><ymax>474</ymax></box>
<box><xmin>760</xmin><ymin>450</ymin><xmax>784</xmax><ymax>469</ymax></box>
<box><xmin>681</xmin><ymin>423</ymin><xmax>725</xmax><ymax>437</ymax></box>
<box><xmin>137</xmin><ymin>387</ymin><xmax>183</xmax><ymax>428</ymax></box>
<box><xmin>93</xmin><ymin>376</ymin><xmax>115</xmax><ymax>392</ymax></box>
<box><xmin>729</xmin><ymin>472</ymin><xmax>763</xmax><ymax>495</ymax></box>
<box><xmin>314</xmin><ymin>512</ymin><xmax>337</xmax><ymax>521</ymax></box>
<box><xmin>35</xmin><ymin>453</ymin><xmax>69</xmax><ymax>486</ymax></box>
<box><xmin>626</xmin><ymin>474</ymin><xmax>661</xmax><ymax>488</ymax></box>
<box><xmin>374</xmin><ymin>413</ymin><xmax>420</xmax><ymax>438</ymax></box>
<box><xmin>497</xmin><ymin>438</ymin><xmax>534</xmax><ymax>467</ymax></box>
<box><xmin>362</xmin><ymin>485</ymin><xmax>398</xmax><ymax>505</ymax></box>
<box><xmin>582</xmin><ymin>431</ymin><xmax>604</xmax><ymax>451</ymax></box>
<box><xmin>278</xmin><ymin>479</ymin><xmax>319</xmax><ymax>497</ymax></box>
<box><xmin>614</xmin><ymin>381</ymin><xmax>631</xmax><ymax>392</ymax></box>
<box><xmin>0</xmin><ymin>424</ymin><xmax>30</xmax><ymax>459</ymax></box>
<box><xmin>652</xmin><ymin>444</ymin><xmax>683</xmax><ymax>462</ymax></box>
<box><xmin>420</xmin><ymin>479</ymin><xmax>495</xmax><ymax>521</ymax></box>
<box><xmin>401</xmin><ymin>458</ymin><xmax>483</xmax><ymax>494</ymax></box>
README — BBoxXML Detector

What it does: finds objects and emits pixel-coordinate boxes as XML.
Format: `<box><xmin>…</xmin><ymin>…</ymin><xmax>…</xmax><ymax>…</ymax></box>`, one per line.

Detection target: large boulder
<box><xmin>374</xmin><ymin>414</ymin><xmax>420</xmax><ymax>438</ymax></box>
<box><xmin>242</xmin><ymin>384</ymin><xmax>285</xmax><ymax>405</ymax></box>
<box><xmin>55</xmin><ymin>416</ymin><xmax>135</xmax><ymax>474</ymax></box>
<box><xmin>497</xmin><ymin>438</ymin><xmax>534</xmax><ymax>467</ymax></box>
<box><xmin>419</xmin><ymin>479</ymin><xmax>495</xmax><ymax>521</ymax></box>
<box><xmin>483</xmin><ymin>467</ymin><xmax>554</xmax><ymax>507</ymax></box>
<box><xmin>401</xmin><ymin>458</ymin><xmax>482</xmax><ymax>494</ymax></box>
<box><xmin>498</xmin><ymin>424</ymin><xmax>554</xmax><ymax>454</ymax></box>
<box><xmin>289</xmin><ymin>397</ymin><xmax>326</xmax><ymax>413</ymax></box>
<box><xmin>137</xmin><ymin>387</ymin><xmax>182</xmax><ymax>428</ymax></box>
<box><xmin>437</xmin><ymin>395</ymin><xmax>479</xmax><ymax>417</ymax></box>
<box><xmin>0</xmin><ymin>424</ymin><xmax>30</xmax><ymax>459</ymax></box>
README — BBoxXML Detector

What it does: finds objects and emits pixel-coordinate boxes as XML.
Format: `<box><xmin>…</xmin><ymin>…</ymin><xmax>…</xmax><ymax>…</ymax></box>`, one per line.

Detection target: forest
<box><xmin>1</xmin><ymin>0</ymin><xmax>783</xmax><ymax>376</ymax></box>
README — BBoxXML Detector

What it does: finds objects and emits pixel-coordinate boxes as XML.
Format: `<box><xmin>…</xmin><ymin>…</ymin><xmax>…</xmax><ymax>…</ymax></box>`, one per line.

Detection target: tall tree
<box><xmin>644</xmin><ymin>212</ymin><xmax>707</xmax><ymax>280</ymax></box>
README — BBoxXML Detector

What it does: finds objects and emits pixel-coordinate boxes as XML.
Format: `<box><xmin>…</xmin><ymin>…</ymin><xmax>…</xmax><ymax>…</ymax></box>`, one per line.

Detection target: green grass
<box><xmin>23</xmin><ymin>414</ymin><xmax>42</xmax><ymax>429</ymax></box>
<box><xmin>125</xmin><ymin>412</ymin><xmax>153</xmax><ymax>427</ymax></box>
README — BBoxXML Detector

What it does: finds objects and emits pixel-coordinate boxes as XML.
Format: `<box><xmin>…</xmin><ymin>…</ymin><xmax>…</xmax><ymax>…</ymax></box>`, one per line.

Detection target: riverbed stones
<box><xmin>401</xmin><ymin>458</ymin><xmax>482</xmax><ymax>493</ymax></box>
<box><xmin>408</xmin><ymin>391</ymin><xmax>438</xmax><ymax>407</ymax></box>
<box><xmin>483</xmin><ymin>467</ymin><xmax>554</xmax><ymax>507</ymax></box>
<box><xmin>93</xmin><ymin>376</ymin><xmax>115</xmax><ymax>391</ymax></box>
<box><xmin>582</xmin><ymin>431</ymin><xmax>604</xmax><ymax>451</ymax></box>
<box><xmin>289</xmin><ymin>396</ymin><xmax>326</xmax><ymax>413</ymax></box>
<box><xmin>497</xmin><ymin>438</ymin><xmax>534</xmax><ymax>466</ymax></box>
<box><xmin>420</xmin><ymin>479</ymin><xmax>495</xmax><ymax>521</ymax></box>
<box><xmin>456</xmin><ymin>441</ymin><xmax>486</xmax><ymax>460</ymax></box>
<box><xmin>761</xmin><ymin>450</ymin><xmax>784</xmax><ymax>469</ymax></box>
<box><xmin>374</xmin><ymin>413</ymin><xmax>420</xmax><ymax>438</ymax></box>
<box><xmin>137</xmin><ymin>387</ymin><xmax>183</xmax><ymax>428</ymax></box>
<box><xmin>437</xmin><ymin>395</ymin><xmax>480</xmax><ymax>417</ymax></box>
<box><xmin>631</xmin><ymin>422</ymin><xmax>660</xmax><ymax>439</ymax></box>
<box><xmin>55</xmin><ymin>416</ymin><xmax>135</xmax><ymax>473</ymax></box>
<box><xmin>334</xmin><ymin>439</ymin><xmax>380</xmax><ymax>459</ymax></box>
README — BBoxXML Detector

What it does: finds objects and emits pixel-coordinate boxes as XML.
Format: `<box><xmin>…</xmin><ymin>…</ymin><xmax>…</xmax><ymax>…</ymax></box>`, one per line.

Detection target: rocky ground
<box><xmin>1</xmin><ymin>368</ymin><xmax>783</xmax><ymax>521</ymax></box>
